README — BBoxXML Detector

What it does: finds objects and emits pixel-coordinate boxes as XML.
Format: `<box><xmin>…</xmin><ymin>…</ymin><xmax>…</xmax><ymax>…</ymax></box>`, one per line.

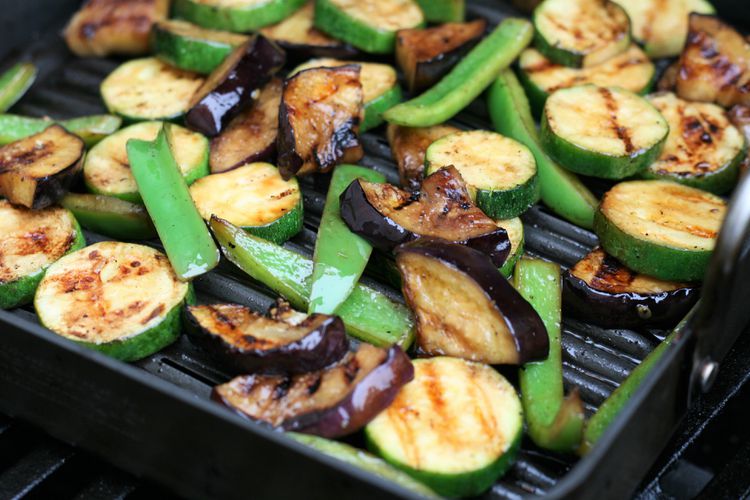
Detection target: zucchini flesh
<box><xmin>173</xmin><ymin>0</ymin><xmax>307</xmax><ymax>32</ymax></box>
<box><xmin>60</xmin><ymin>193</ymin><xmax>158</xmax><ymax>241</ymax></box>
<box><xmin>190</xmin><ymin>163</ymin><xmax>303</xmax><ymax>244</ymax></box>
<box><xmin>414</xmin><ymin>0</ymin><xmax>465</xmax><ymax>23</ymax></box>
<box><xmin>34</xmin><ymin>241</ymin><xmax>191</xmax><ymax>361</ymax></box>
<box><xmin>84</xmin><ymin>121</ymin><xmax>209</xmax><ymax>203</ymax></box>
<box><xmin>101</xmin><ymin>57</ymin><xmax>204</xmax><ymax>121</ymax></box>
<box><xmin>532</xmin><ymin>0</ymin><xmax>630</xmax><ymax>68</ymax></box>
<box><xmin>386</xmin><ymin>123</ymin><xmax>461</xmax><ymax>192</ymax></box>
<box><xmin>496</xmin><ymin>217</ymin><xmax>524</xmax><ymax>278</ymax></box>
<box><xmin>0</xmin><ymin>114</ymin><xmax>122</xmax><ymax>148</ymax></box>
<box><xmin>365</xmin><ymin>357</ymin><xmax>523</xmax><ymax>498</ymax></box>
<box><xmin>0</xmin><ymin>63</ymin><xmax>37</xmax><ymax>113</ymax></box>
<box><xmin>645</xmin><ymin>92</ymin><xmax>745</xmax><ymax>194</ymax></box>
<box><xmin>425</xmin><ymin>130</ymin><xmax>539</xmax><ymax>219</ymax></box>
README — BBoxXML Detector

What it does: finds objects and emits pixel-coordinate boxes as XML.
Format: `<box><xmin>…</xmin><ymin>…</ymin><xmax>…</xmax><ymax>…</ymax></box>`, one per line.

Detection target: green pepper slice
<box><xmin>0</xmin><ymin>114</ymin><xmax>122</xmax><ymax>147</ymax></box>
<box><xmin>0</xmin><ymin>63</ymin><xmax>37</xmax><ymax>113</ymax></box>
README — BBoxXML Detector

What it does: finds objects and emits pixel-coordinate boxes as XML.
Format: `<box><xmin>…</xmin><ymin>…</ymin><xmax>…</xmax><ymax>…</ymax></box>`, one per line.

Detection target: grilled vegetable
<box><xmin>563</xmin><ymin>247</ymin><xmax>699</xmax><ymax>329</ymax></box>
<box><xmin>541</xmin><ymin>85</ymin><xmax>669</xmax><ymax>179</ymax></box>
<box><xmin>644</xmin><ymin>92</ymin><xmax>745</xmax><ymax>194</ymax></box>
<box><xmin>395</xmin><ymin>240</ymin><xmax>548</xmax><ymax>364</ymax></box>
<box><xmin>210</xmin><ymin>216</ymin><xmax>415</xmax><ymax>348</ymax></box>
<box><xmin>729</xmin><ymin>104</ymin><xmax>750</xmax><ymax>175</ymax></box>
<box><xmin>415</xmin><ymin>0</ymin><xmax>464</xmax><ymax>23</ymax></box>
<box><xmin>0</xmin><ymin>63</ymin><xmax>36</xmax><ymax>113</ymax></box>
<box><xmin>291</xmin><ymin>59</ymin><xmax>401</xmax><ymax>132</ymax></box>
<box><xmin>277</xmin><ymin>66</ymin><xmax>364</xmax><ymax>179</ymax></box>
<box><xmin>615</xmin><ymin>0</ymin><xmax>715</xmax><ymax>58</ymax></box>
<box><xmin>0</xmin><ymin>201</ymin><xmax>85</xmax><ymax>309</ymax></box>
<box><xmin>190</xmin><ymin>162</ymin><xmax>303</xmax><ymax>244</ymax></box>
<box><xmin>101</xmin><ymin>58</ymin><xmax>204</xmax><ymax>122</ymax></box>
<box><xmin>676</xmin><ymin>14</ymin><xmax>750</xmax><ymax>108</ymax></box>
<box><xmin>313</xmin><ymin>0</ymin><xmax>425</xmax><ymax>54</ymax></box>
<box><xmin>35</xmin><ymin>242</ymin><xmax>192</xmax><ymax>361</ymax></box>
<box><xmin>515</xmin><ymin>258</ymin><xmax>584</xmax><ymax>453</ymax></box>
<box><xmin>185</xmin><ymin>302</ymin><xmax>348</xmax><ymax>375</ymax></box>
<box><xmin>260</xmin><ymin>2</ymin><xmax>357</xmax><ymax>60</ymax></box>
<box><xmin>310</xmin><ymin>165</ymin><xmax>385</xmax><ymax>315</ymax></box>
<box><xmin>532</xmin><ymin>0</ymin><xmax>630</xmax><ymax>68</ymax></box>
<box><xmin>60</xmin><ymin>193</ymin><xmax>158</xmax><ymax>241</ymax></box>
<box><xmin>386</xmin><ymin>123</ymin><xmax>460</xmax><ymax>192</ymax></box>
<box><xmin>425</xmin><ymin>130</ymin><xmax>539</xmax><ymax>219</ymax></box>
<box><xmin>488</xmin><ymin>69</ymin><xmax>598</xmax><ymax>229</ymax></box>
<box><xmin>0</xmin><ymin>114</ymin><xmax>121</xmax><ymax>148</ymax></box>
<box><xmin>83</xmin><ymin>121</ymin><xmax>209</xmax><ymax>204</ymax></box>
<box><xmin>213</xmin><ymin>343</ymin><xmax>414</xmax><ymax>438</ymax></box>
<box><xmin>185</xmin><ymin>36</ymin><xmax>285</xmax><ymax>137</ymax></box>
<box><xmin>209</xmin><ymin>78</ymin><xmax>281</xmax><ymax>173</ymax></box>
<box><xmin>594</xmin><ymin>180</ymin><xmax>726</xmax><ymax>282</ymax></box>
<box><xmin>395</xmin><ymin>19</ymin><xmax>486</xmax><ymax>93</ymax></box>
<box><xmin>127</xmin><ymin>125</ymin><xmax>219</xmax><ymax>280</ymax></box>
<box><xmin>340</xmin><ymin>167</ymin><xmax>512</xmax><ymax>267</ymax></box>
<box><xmin>518</xmin><ymin>45</ymin><xmax>655</xmax><ymax>117</ymax></box>
<box><xmin>365</xmin><ymin>357</ymin><xmax>523</xmax><ymax>498</ymax></box>
<box><xmin>0</xmin><ymin>125</ymin><xmax>84</xmax><ymax>209</ymax></box>
<box><xmin>173</xmin><ymin>0</ymin><xmax>307</xmax><ymax>32</ymax></box>
<box><xmin>64</xmin><ymin>0</ymin><xmax>169</xmax><ymax>57</ymax></box>
<box><xmin>384</xmin><ymin>17</ymin><xmax>533</xmax><ymax>127</ymax></box>
<box><xmin>151</xmin><ymin>19</ymin><xmax>249</xmax><ymax>74</ymax></box>
<box><xmin>497</xmin><ymin>217</ymin><xmax>524</xmax><ymax>278</ymax></box>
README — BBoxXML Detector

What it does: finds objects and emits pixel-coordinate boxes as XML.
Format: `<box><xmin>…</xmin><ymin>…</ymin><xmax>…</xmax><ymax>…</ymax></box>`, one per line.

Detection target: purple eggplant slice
<box><xmin>340</xmin><ymin>166</ymin><xmax>511</xmax><ymax>267</ymax></box>
<box><xmin>212</xmin><ymin>343</ymin><xmax>414</xmax><ymax>438</ymax></box>
<box><xmin>386</xmin><ymin>123</ymin><xmax>461</xmax><ymax>192</ymax></box>
<box><xmin>563</xmin><ymin>247</ymin><xmax>699</xmax><ymax>329</ymax></box>
<box><xmin>395</xmin><ymin>19</ymin><xmax>486</xmax><ymax>93</ymax></box>
<box><xmin>209</xmin><ymin>78</ymin><xmax>282</xmax><ymax>173</ymax></box>
<box><xmin>277</xmin><ymin>65</ymin><xmax>364</xmax><ymax>179</ymax></box>
<box><xmin>0</xmin><ymin>125</ymin><xmax>84</xmax><ymax>209</ymax></box>
<box><xmin>185</xmin><ymin>35</ymin><xmax>286</xmax><ymax>137</ymax></box>
<box><xmin>728</xmin><ymin>104</ymin><xmax>750</xmax><ymax>175</ymax></box>
<box><xmin>185</xmin><ymin>300</ymin><xmax>348</xmax><ymax>375</ymax></box>
<box><xmin>395</xmin><ymin>240</ymin><xmax>549</xmax><ymax>365</ymax></box>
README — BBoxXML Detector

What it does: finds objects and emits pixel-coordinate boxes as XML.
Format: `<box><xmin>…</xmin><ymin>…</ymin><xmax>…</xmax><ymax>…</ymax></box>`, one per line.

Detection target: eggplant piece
<box><xmin>657</xmin><ymin>61</ymin><xmax>679</xmax><ymax>92</ymax></box>
<box><xmin>213</xmin><ymin>343</ymin><xmax>414</xmax><ymax>438</ymax></box>
<box><xmin>209</xmin><ymin>78</ymin><xmax>282</xmax><ymax>173</ymax></box>
<box><xmin>185</xmin><ymin>35</ymin><xmax>286</xmax><ymax>137</ymax></box>
<box><xmin>563</xmin><ymin>247</ymin><xmax>699</xmax><ymax>329</ymax></box>
<box><xmin>386</xmin><ymin>123</ymin><xmax>460</xmax><ymax>191</ymax></box>
<box><xmin>395</xmin><ymin>240</ymin><xmax>548</xmax><ymax>365</ymax></box>
<box><xmin>185</xmin><ymin>301</ymin><xmax>348</xmax><ymax>375</ymax></box>
<box><xmin>0</xmin><ymin>125</ymin><xmax>84</xmax><ymax>209</ymax></box>
<box><xmin>277</xmin><ymin>65</ymin><xmax>364</xmax><ymax>179</ymax></box>
<box><xmin>395</xmin><ymin>19</ymin><xmax>486</xmax><ymax>93</ymax></box>
<box><xmin>340</xmin><ymin>166</ymin><xmax>511</xmax><ymax>267</ymax></box>
<box><xmin>675</xmin><ymin>14</ymin><xmax>750</xmax><ymax>108</ymax></box>
<box><xmin>729</xmin><ymin>104</ymin><xmax>750</xmax><ymax>175</ymax></box>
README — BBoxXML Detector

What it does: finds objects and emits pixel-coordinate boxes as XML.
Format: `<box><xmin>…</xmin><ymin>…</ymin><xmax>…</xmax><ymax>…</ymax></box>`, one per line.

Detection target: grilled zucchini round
<box><xmin>173</xmin><ymin>0</ymin><xmax>307</xmax><ymax>32</ymax></box>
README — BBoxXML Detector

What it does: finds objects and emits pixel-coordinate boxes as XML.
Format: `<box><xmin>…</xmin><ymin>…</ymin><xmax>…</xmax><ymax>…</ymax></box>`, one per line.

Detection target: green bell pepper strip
<box><xmin>382</xmin><ymin>17</ymin><xmax>533</xmax><ymax>127</ymax></box>
<box><xmin>310</xmin><ymin>165</ymin><xmax>386</xmax><ymax>315</ymax></box>
<box><xmin>514</xmin><ymin>257</ymin><xmax>585</xmax><ymax>453</ymax></box>
<box><xmin>488</xmin><ymin>69</ymin><xmax>598</xmax><ymax>229</ymax></box>
<box><xmin>210</xmin><ymin>216</ymin><xmax>415</xmax><ymax>349</ymax></box>
<box><xmin>0</xmin><ymin>63</ymin><xmax>37</xmax><ymax>112</ymax></box>
<box><xmin>0</xmin><ymin>114</ymin><xmax>122</xmax><ymax>147</ymax></box>
<box><xmin>126</xmin><ymin>124</ymin><xmax>219</xmax><ymax>280</ymax></box>
<box><xmin>60</xmin><ymin>193</ymin><xmax>158</xmax><ymax>241</ymax></box>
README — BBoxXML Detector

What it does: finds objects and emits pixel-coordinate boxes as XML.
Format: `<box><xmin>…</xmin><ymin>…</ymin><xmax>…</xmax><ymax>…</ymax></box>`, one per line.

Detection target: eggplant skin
<box><xmin>728</xmin><ymin>104</ymin><xmax>750</xmax><ymax>175</ymax></box>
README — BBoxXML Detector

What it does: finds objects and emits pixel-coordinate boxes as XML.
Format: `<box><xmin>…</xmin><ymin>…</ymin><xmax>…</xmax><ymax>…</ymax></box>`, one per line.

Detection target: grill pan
<box><xmin>1</xmin><ymin>1</ymin><xmax>749</xmax><ymax>498</ymax></box>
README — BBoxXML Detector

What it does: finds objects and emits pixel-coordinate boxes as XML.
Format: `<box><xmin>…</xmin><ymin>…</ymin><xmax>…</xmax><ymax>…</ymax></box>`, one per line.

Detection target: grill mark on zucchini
<box><xmin>599</xmin><ymin>87</ymin><xmax>634</xmax><ymax>154</ymax></box>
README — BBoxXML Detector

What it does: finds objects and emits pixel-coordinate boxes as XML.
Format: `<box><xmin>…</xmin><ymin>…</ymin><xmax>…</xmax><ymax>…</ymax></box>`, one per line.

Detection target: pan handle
<box><xmin>689</xmin><ymin>168</ymin><xmax>750</xmax><ymax>402</ymax></box>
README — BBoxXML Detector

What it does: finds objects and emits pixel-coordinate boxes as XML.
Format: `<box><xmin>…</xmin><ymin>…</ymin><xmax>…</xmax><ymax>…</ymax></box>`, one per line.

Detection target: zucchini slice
<box><xmin>614</xmin><ymin>0</ymin><xmax>715</xmax><ymax>58</ymax></box>
<box><xmin>0</xmin><ymin>114</ymin><xmax>122</xmax><ymax>148</ymax></box>
<box><xmin>365</xmin><ymin>357</ymin><xmax>523</xmax><ymax>498</ymax></box>
<box><xmin>209</xmin><ymin>78</ymin><xmax>282</xmax><ymax>173</ymax></box>
<box><xmin>518</xmin><ymin>45</ymin><xmax>655</xmax><ymax>117</ymax></box>
<box><xmin>386</xmin><ymin>123</ymin><xmax>461</xmax><ymax>192</ymax></box>
<box><xmin>60</xmin><ymin>193</ymin><xmax>158</xmax><ymax>241</ymax></box>
<box><xmin>0</xmin><ymin>201</ymin><xmax>85</xmax><ymax>309</ymax></box>
<box><xmin>291</xmin><ymin>58</ymin><xmax>401</xmax><ymax>132</ymax></box>
<box><xmin>425</xmin><ymin>130</ymin><xmax>539</xmax><ymax>219</ymax></box>
<box><xmin>151</xmin><ymin>19</ymin><xmax>249</xmax><ymax>74</ymax></box>
<box><xmin>496</xmin><ymin>217</ymin><xmax>524</xmax><ymax>278</ymax></box>
<box><xmin>314</xmin><ymin>0</ymin><xmax>425</xmax><ymax>54</ymax></box>
<box><xmin>563</xmin><ymin>247</ymin><xmax>699</xmax><ymax>329</ymax></box>
<box><xmin>190</xmin><ymin>162</ymin><xmax>303</xmax><ymax>244</ymax></box>
<box><xmin>644</xmin><ymin>92</ymin><xmax>745</xmax><ymax>194</ymax></box>
<box><xmin>173</xmin><ymin>0</ymin><xmax>307</xmax><ymax>32</ymax></box>
<box><xmin>35</xmin><ymin>241</ymin><xmax>192</xmax><ymax>362</ymax></box>
<box><xmin>414</xmin><ymin>0</ymin><xmax>465</xmax><ymax>23</ymax></box>
<box><xmin>541</xmin><ymin>85</ymin><xmax>669</xmax><ymax>179</ymax></box>
<box><xmin>532</xmin><ymin>0</ymin><xmax>631</xmax><ymax>68</ymax></box>
<box><xmin>594</xmin><ymin>180</ymin><xmax>726</xmax><ymax>282</ymax></box>
<box><xmin>395</xmin><ymin>19</ymin><xmax>486</xmax><ymax>93</ymax></box>
<box><xmin>84</xmin><ymin>121</ymin><xmax>209</xmax><ymax>204</ymax></box>
<box><xmin>0</xmin><ymin>125</ymin><xmax>84</xmax><ymax>209</ymax></box>
<box><xmin>100</xmin><ymin>57</ymin><xmax>204</xmax><ymax>122</ymax></box>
